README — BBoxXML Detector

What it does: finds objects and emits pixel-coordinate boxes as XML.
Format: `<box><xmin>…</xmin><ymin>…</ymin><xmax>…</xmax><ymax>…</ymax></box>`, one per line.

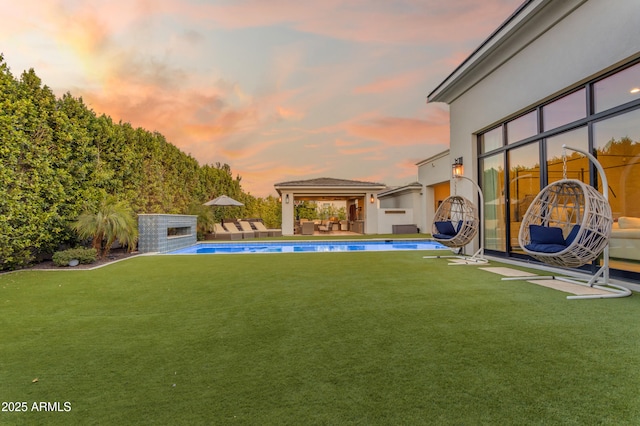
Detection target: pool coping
<box><xmin>2</xmin><ymin>238</ymin><xmax>448</xmax><ymax>274</ymax></box>
<box><xmin>165</xmin><ymin>238</ymin><xmax>449</xmax><ymax>255</ymax></box>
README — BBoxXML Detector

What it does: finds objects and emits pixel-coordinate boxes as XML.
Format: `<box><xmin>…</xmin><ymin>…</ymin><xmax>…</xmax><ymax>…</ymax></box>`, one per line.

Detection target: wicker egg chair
<box><xmin>518</xmin><ymin>179</ymin><xmax>612</xmax><ymax>268</ymax></box>
<box><xmin>431</xmin><ymin>195</ymin><xmax>479</xmax><ymax>248</ymax></box>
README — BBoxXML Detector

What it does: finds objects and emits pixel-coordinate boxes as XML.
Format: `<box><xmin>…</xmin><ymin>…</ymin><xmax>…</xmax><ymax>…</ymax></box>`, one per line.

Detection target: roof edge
<box><xmin>416</xmin><ymin>149</ymin><xmax>450</xmax><ymax>166</ymax></box>
<box><xmin>377</xmin><ymin>182</ymin><xmax>423</xmax><ymax>198</ymax></box>
<box><xmin>274</xmin><ymin>177</ymin><xmax>386</xmax><ymax>188</ymax></box>
<box><xmin>427</xmin><ymin>0</ymin><xmax>537</xmax><ymax>103</ymax></box>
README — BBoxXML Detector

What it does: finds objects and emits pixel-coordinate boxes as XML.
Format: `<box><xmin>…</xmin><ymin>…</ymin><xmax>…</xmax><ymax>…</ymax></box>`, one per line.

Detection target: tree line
<box><xmin>0</xmin><ymin>55</ymin><xmax>280</xmax><ymax>270</ymax></box>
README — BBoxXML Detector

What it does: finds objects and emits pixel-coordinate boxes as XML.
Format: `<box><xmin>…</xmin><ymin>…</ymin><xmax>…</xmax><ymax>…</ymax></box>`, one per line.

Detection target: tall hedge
<box><xmin>0</xmin><ymin>55</ymin><xmax>255</xmax><ymax>270</ymax></box>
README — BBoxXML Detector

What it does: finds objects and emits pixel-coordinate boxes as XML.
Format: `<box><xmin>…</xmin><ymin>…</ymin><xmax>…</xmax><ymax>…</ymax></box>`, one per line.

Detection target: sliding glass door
<box><xmin>481</xmin><ymin>154</ymin><xmax>506</xmax><ymax>251</ymax></box>
<box><xmin>507</xmin><ymin>143</ymin><xmax>540</xmax><ymax>254</ymax></box>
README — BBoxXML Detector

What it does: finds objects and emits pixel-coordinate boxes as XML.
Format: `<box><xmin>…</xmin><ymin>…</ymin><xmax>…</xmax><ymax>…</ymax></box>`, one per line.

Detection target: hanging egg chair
<box><xmin>431</xmin><ymin>195</ymin><xmax>479</xmax><ymax>248</ymax></box>
<box><xmin>518</xmin><ymin>179</ymin><xmax>612</xmax><ymax>268</ymax></box>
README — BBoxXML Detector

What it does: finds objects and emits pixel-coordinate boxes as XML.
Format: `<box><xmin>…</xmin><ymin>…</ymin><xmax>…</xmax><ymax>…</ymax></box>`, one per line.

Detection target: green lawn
<box><xmin>1</xmin><ymin>251</ymin><xmax>640</xmax><ymax>425</ymax></box>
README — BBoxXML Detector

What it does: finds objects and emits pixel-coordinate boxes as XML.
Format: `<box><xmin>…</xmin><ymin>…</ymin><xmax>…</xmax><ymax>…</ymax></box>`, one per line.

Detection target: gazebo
<box><xmin>274</xmin><ymin>177</ymin><xmax>387</xmax><ymax>236</ymax></box>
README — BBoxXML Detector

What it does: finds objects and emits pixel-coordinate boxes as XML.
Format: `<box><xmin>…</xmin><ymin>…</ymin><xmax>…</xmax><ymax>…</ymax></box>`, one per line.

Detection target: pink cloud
<box><xmin>277</xmin><ymin>106</ymin><xmax>305</xmax><ymax>121</ymax></box>
<box><xmin>338</xmin><ymin>146</ymin><xmax>381</xmax><ymax>156</ymax></box>
<box><xmin>83</xmin><ymin>80</ymin><xmax>255</xmax><ymax>139</ymax></box>
<box><xmin>347</xmin><ymin>112</ymin><xmax>449</xmax><ymax>147</ymax></box>
<box><xmin>1</xmin><ymin>0</ymin><xmax>524</xmax><ymax>198</ymax></box>
<box><xmin>334</xmin><ymin>139</ymin><xmax>359</xmax><ymax>147</ymax></box>
<box><xmin>183</xmin><ymin>0</ymin><xmax>522</xmax><ymax>45</ymax></box>
<box><xmin>441</xmin><ymin>50</ymin><xmax>473</xmax><ymax>69</ymax></box>
<box><xmin>394</xmin><ymin>159</ymin><xmax>423</xmax><ymax>180</ymax></box>
<box><xmin>353</xmin><ymin>70</ymin><xmax>425</xmax><ymax>95</ymax></box>
<box><xmin>333</xmin><ymin>138</ymin><xmax>381</xmax><ymax>156</ymax></box>
<box><xmin>237</xmin><ymin>162</ymin><xmax>331</xmax><ymax>196</ymax></box>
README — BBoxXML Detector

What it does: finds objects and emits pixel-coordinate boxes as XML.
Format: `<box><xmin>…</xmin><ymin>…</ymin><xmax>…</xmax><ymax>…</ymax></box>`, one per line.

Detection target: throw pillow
<box><xmin>529</xmin><ymin>224</ymin><xmax>565</xmax><ymax>245</ymax></box>
<box><xmin>618</xmin><ymin>217</ymin><xmax>640</xmax><ymax>229</ymax></box>
<box><xmin>435</xmin><ymin>221</ymin><xmax>456</xmax><ymax>236</ymax></box>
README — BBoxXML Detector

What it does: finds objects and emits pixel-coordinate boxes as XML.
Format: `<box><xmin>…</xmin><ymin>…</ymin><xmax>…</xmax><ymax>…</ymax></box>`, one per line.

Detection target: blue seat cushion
<box><xmin>525</xmin><ymin>243</ymin><xmax>568</xmax><ymax>253</ymax></box>
<box><xmin>433</xmin><ymin>233</ymin><xmax>454</xmax><ymax>240</ymax></box>
<box><xmin>435</xmin><ymin>221</ymin><xmax>457</xmax><ymax>236</ymax></box>
<box><xmin>529</xmin><ymin>225</ymin><xmax>565</xmax><ymax>245</ymax></box>
<box><xmin>564</xmin><ymin>225</ymin><xmax>581</xmax><ymax>246</ymax></box>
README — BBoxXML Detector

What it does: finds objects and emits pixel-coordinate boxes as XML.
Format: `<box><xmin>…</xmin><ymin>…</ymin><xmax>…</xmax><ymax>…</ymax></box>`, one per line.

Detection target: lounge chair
<box><xmin>241</xmin><ymin>220</ymin><xmax>268</xmax><ymax>238</ymax></box>
<box><xmin>239</xmin><ymin>220</ymin><xmax>263</xmax><ymax>238</ymax></box>
<box><xmin>214</xmin><ymin>223</ymin><xmax>241</xmax><ymax>240</ymax></box>
<box><xmin>254</xmin><ymin>221</ymin><xmax>282</xmax><ymax>237</ymax></box>
<box><xmin>224</xmin><ymin>222</ymin><xmax>254</xmax><ymax>239</ymax></box>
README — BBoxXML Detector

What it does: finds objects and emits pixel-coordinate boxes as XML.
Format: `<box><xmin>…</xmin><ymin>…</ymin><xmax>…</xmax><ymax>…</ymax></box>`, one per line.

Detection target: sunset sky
<box><xmin>1</xmin><ymin>0</ymin><xmax>523</xmax><ymax>197</ymax></box>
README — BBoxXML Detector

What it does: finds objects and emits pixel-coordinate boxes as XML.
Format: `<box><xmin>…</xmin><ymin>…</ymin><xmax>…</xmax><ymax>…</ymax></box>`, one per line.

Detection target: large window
<box><xmin>594</xmin><ymin>62</ymin><xmax>640</xmax><ymax>113</ymax></box>
<box><xmin>594</xmin><ymin>109</ymin><xmax>640</xmax><ymax>218</ymax></box>
<box><xmin>593</xmin><ymin>108</ymin><xmax>640</xmax><ymax>271</ymax></box>
<box><xmin>507</xmin><ymin>111</ymin><xmax>537</xmax><ymax>144</ymax></box>
<box><xmin>545</xmin><ymin>127</ymin><xmax>589</xmax><ymax>185</ymax></box>
<box><xmin>542</xmin><ymin>88</ymin><xmax>586</xmax><ymax>131</ymax></box>
<box><xmin>508</xmin><ymin>143</ymin><xmax>540</xmax><ymax>253</ymax></box>
<box><xmin>481</xmin><ymin>154</ymin><xmax>506</xmax><ymax>251</ymax></box>
<box><xmin>477</xmin><ymin>61</ymin><xmax>640</xmax><ymax>277</ymax></box>
<box><xmin>480</xmin><ymin>127</ymin><xmax>503</xmax><ymax>154</ymax></box>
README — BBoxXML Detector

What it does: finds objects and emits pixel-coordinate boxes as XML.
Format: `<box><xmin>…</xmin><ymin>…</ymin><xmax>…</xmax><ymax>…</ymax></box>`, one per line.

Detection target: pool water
<box><xmin>168</xmin><ymin>239</ymin><xmax>448</xmax><ymax>254</ymax></box>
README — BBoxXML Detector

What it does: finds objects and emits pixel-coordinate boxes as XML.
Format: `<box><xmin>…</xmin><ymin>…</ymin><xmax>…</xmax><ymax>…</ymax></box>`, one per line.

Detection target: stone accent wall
<box><xmin>138</xmin><ymin>214</ymin><xmax>197</xmax><ymax>253</ymax></box>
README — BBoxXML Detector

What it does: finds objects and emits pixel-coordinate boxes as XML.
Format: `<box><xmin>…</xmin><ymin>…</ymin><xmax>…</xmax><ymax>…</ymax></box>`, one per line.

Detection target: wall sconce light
<box><xmin>285</xmin><ymin>194</ymin><xmax>290</xmax><ymax>204</ymax></box>
<box><xmin>370</xmin><ymin>194</ymin><xmax>375</xmax><ymax>204</ymax></box>
<box><xmin>452</xmin><ymin>156</ymin><xmax>464</xmax><ymax>177</ymax></box>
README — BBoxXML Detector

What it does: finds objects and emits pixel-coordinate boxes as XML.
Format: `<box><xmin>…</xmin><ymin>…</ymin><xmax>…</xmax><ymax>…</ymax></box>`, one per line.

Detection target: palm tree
<box><xmin>187</xmin><ymin>202</ymin><xmax>215</xmax><ymax>239</ymax></box>
<box><xmin>73</xmin><ymin>198</ymin><xmax>138</xmax><ymax>258</ymax></box>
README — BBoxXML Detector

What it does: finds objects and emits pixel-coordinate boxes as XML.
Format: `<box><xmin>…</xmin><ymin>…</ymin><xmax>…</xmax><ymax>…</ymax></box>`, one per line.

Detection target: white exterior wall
<box><xmin>364</xmin><ymin>192</ymin><xmax>379</xmax><ymax>234</ymax></box>
<box><xmin>377</xmin><ymin>209</ymin><xmax>415</xmax><ymax>234</ymax></box>
<box><xmin>409</xmin><ymin>190</ymin><xmax>423</xmax><ymax>232</ymax></box>
<box><xmin>452</xmin><ymin>0</ymin><xmax>640</xmax><ymax>140</ymax></box>
<box><xmin>380</xmin><ymin>193</ymin><xmax>411</xmax><ymax>209</ymax></box>
<box><xmin>417</xmin><ymin>152</ymin><xmax>451</xmax><ymax>235</ymax></box>
<box><xmin>379</xmin><ymin>191</ymin><xmax>419</xmax><ymax>210</ymax></box>
<box><xmin>445</xmin><ymin>0</ymin><xmax>640</xmax><ymax>252</ymax></box>
<box><xmin>377</xmin><ymin>188</ymin><xmax>424</xmax><ymax>232</ymax></box>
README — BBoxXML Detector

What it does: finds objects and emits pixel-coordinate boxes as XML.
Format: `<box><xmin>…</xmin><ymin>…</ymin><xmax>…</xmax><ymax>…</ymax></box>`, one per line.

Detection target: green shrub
<box><xmin>52</xmin><ymin>247</ymin><xmax>98</xmax><ymax>267</ymax></box>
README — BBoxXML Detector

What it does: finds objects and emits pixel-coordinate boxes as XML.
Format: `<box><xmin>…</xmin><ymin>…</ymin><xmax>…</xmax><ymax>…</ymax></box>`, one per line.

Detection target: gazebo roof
<box><xmin>274</xmin><ymin>177</ymin><xmax>385</xmax><ymax>188</ymax></box>
<box><xmin>274</xmin><ymin>177</ymin><xmax>387</xmax><ymax>200</ymax></box>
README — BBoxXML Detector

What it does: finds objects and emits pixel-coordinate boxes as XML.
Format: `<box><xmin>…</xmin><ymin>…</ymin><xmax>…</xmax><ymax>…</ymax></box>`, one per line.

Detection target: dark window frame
<box><xmin>475</xmin><ymin>60</ymin><xmax>640</xmax><ymax>279</ymax></box>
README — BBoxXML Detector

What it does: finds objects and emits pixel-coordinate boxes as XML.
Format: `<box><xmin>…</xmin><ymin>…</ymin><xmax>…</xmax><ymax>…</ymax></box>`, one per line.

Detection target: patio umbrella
<box><xmin>203</xmin><ymin>195</ymin><xmax>244</xmax><ymax>225</ymax></box>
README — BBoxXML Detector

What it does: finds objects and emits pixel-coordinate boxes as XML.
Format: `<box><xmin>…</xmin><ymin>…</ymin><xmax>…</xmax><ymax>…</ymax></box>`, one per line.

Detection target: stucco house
<box><xmin>428</xmin><ymin>0</ymin><xmax>640</xmax><ymax>280</ymax></box>
<box><xmin>377</xmin><ymin>150</ymin><xmax>452</xmax><ymax>236</ymax></box>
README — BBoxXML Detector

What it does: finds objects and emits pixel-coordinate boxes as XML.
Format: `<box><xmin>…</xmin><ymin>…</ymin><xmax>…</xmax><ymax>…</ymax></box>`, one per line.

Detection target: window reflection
<box><xmin>508</xmin><ymin>143</ymin><xmax>540</xmax><ymax>253</ymax></box>
<box><xmin>545</xmin><ymin>127</ymin><xmax>589</xmax><ymax>184</ymax></box>
<box><xmin>594</xmin><ymin>109</ymin><xmax>640</xmax><ymax>270</ymax></box>
<box><xmin>507</xmin><ymin>110</ymin><xmax>537</xmax><ymax>144</ymax></box>
<box><xmin>594</xmin><ymin>62</ymin><xmax>640</xmax><ymax>113</ymax></box>
<box><xmin>481</xmin><ymin>154</ymin><xmax>506</xmax><ymax>251</ymax></box>
<box><xmin>480</xmin><ymin>126</ymin><xmax>503</xmax><ymax>153</ymax></box>
<box><xmin>477</xmin><ymin>61</ymin><xmax>640</xmax><ymax>276</ymax></box>
<box><xmin>594</xmin><ymin>109</ymin><xmax>640</xmax><ymax>217</ymax></box>
<box><xmin>542</xmin><ymin>89</ymin><xmax>586</xmax><ymax>131</ymax></box>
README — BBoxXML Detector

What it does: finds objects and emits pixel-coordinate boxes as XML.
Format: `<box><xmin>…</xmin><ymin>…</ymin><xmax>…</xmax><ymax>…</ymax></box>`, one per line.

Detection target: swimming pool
<box><xmin>168</xmin><ymin>239</ymin><xmax>448</xmax><ymax>254</ymax></box>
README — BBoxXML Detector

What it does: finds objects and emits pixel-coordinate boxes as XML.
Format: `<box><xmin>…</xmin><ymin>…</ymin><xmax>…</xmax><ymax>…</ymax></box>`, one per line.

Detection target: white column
<box><xmin>281</xmin><ymin>192</ymin><xmax>295</xmax><ymax>236</ymax></box>
<box><xmin>364</xmin><ymin>192</ymin><xmax>379</xmax><ymax>234</ymax></box>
